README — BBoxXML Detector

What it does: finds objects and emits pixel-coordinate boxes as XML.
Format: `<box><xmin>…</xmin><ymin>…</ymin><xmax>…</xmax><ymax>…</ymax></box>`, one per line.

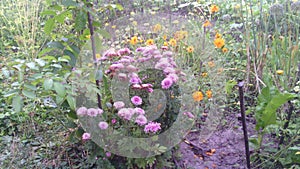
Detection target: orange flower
<box><xmin>214</xmin><ymin>38</ymin><xmax>225</xmax><ymax>48</ymax></box>
<box><xmin>203</xmin><ymin>20</ymin><xmax>212</xmax><ymax>27</ymax></box>
<box><xmin>201</xmin><ymin>72</ymin><xmax>208</xmax><ymax>77</ymax></box>
<box><xmin>215</xmin><ymin>33</ymin><xmax>222</xmax><ymax>38</ymax></box>
<box><xmin>169</xmin><ymin>38</ymin><xmax>177</xmax><ymax>47</ymax></box>
<box><xmin>130</xmin><ymin>36</ymin><xmax>138</xmax><ymax>45</ymax></box>
<box><xmin>186</xmin><ymin>46</ymin><xmax>194</xmax><ymax>53</ymax></box>
<box><xmin>206</xmin><ymin>90</ymin><xmax>213</xmax><ymax>99</ymax></box>
<box><xmin>193</xmin><ymin>91</ymin><xmax>204</xmax><ymax>102</ymax></box>
<box><xmin>146</xmin><ymin>39</ymin><xmax>154</xmax><ymax>46</ymax></box>
<box><xmin>210</xmin><ymin>5</ymin><xmax>219</xmax><ymax>13</ymax></box>
<box><xmin>222</xmin><ymin>47</ymin><xmax>228</xmax><ymax>53</ymax></box>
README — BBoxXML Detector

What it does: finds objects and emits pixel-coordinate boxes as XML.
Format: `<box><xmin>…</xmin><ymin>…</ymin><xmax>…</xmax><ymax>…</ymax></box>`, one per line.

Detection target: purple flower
<box><xmin>105</xmin><ymin>152</ymin><xmax>112</xmax><ymax>157</ymax></box>
<box><xmin>161</xmin><ymin>77</ymin><xmax>173</xmax><ymax>89</ymax></box>
<box><xmin>118</xmin><ymin>73</ymin><xmax>127</xmax><ymax>81</ymax></box>
<box><xmin>113</xmin><ymin>101</ymin><xmax>125</xmax><ymax>109</ymax></box>
<box><xmin>87</xmin><ymin>108</ymin><xmax>98</xmax><ymax>117</ymax></box>
<box><xmin>77</xmin><ymin>107</ymin><xmax>87</xmax><ymax>116</ymax></box>
<box><xmin>167</xmin><ymin>73</ymin><xmax>179</xmax><ymax>83</ymax></box>
<box><xmin>126</xmin><ymin>65</ymin><xmax>138</xmax><ymax>72</ymax></box>
<box><xmin>98</xmin><ymin>121</ymin><xmax>109</xmax><ymax>130</ymax></box>
<box><xmin>163</xmin><ymin>51</ymin><xmax>173</xmax><ymax>57</ymax></box>
<box><xmin>164</xmin><ymin>67</ymin><xmax>176</xmax><ymax>74</ymax></box>
<box><xmin>109</xmin><ymin>63</ymin><xmax>124</xmax><ymax>70</ymax></box>
<box><xmin>135</xmin><ymin>115</ymin><xmax>147</xmax><ymax>126</ymax></box>
<box><xmin>144</xmin><ymin>122</ymin><xmax>161</xmax><ymax>133</ymax></box>
<box><xmin>117</xmin><ymin>48</ymin><xmax>131</xmax><ymax>56</ymax></box>
<box><xmin>134</xmin><ymin>107</ymin><xmax>145</xmax><ymax>115</ymax></box>
<box><xmin>118</xmin><ymin>108</ymin><xmax>130</xmax><ymax>118</ymax></box>
<box><xmin>111</xmin><ymin>118</ymin><xmax>117</xmax><ymax>124</ymax></box>
<box><xmin>130</xmin><ymin>77</ymin><xmax>142</xmax><ymax>84</ymax></box>
<box><xmin>103</xmin><ymin>48</ymin><xmax>119</xmax><ymax>57</ymax></box>
<box><xmin>131</xmin><ymin>96</ymin><xmax>142</xmax><ymax>106</ymax></box>
<box><xmin>97</xmin><ymin>108</ymin><xmax>104</xmax><ymax>115</ymax></box>
<box><xmin>82</xmin><ymin>133</ymin><xmax>91</xmax><ymax>140</ymax></box>
<box><xmin>155</xmin><ymin>61</ymin><xmax>170</xmax><ymax>69</ymax></box>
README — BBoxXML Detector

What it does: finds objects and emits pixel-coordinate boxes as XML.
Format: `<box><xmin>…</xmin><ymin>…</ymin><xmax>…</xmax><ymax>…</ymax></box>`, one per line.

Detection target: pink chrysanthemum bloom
<box><xmin>123</xmin><ymin>109</ymin><xmax>134</xmax><ymax>120</ymax></box>
<box><xmin>82</xmin><ymin>133</ymin><xmax>91</xmax><ymax>140</ymax></box>
<box><xmin>87</xmin><ymin>108</ymin><xmax>98</xmax><ymax>117</ymax></box>
<box><xmin>144</xmin><ymin>122</ymin><xmax>161</xmax><ymax>133</ymax></box>
<box><xmin>126</xmin><ymin>65</ymin><xmax>138</xmax><ymax>72</ymax></box>
<box><xmin>163</xmin><ymin>51</ymin><xmax>173</xmax><ymax>57</ymax></box>
<box><xmin>147</xmin><ymin>87</ymin><xmax>154</xmax><ymax>93</ymax></box>
<box><xmin>97</xmin><ymin>108</ymin><xmax>103</xmax><ymax>115</ymax></box>
<box><xmin>154</xmin><ymin>54</ymin><xmax>163</xmax><ymax>59</ymax></box>
<box><xmin>136</xmin><ymin>47</ymin><xmax>146</xmax><ymax>52</ymax></box>
<box><xmin>109</xmin><ymin>63</ymin><xmax>124</xmax><ymax>70</ymax></box>
<box><xmin>135</xmin><ymin>115</ymin><xmax>147</xmax><ymax>126</ymax></box>
<box><xmin>103</xmin><ymin>48</ymin><xmax>119</xmax><ymax>57</ymax></box>
<box><xmin>77</xmin><ymin>107</ymin><xmax>87</xmax><ymax>116</ymax></box>
<box><xmin>131</xmin><ymin>96</ymin><xmax>142</xmax><ymax>106</ymax></box>
<box><xmin>134</xmin><ymin>107</ymin><xmax>145</xmax><ymax>115</ymax></box>
<box><xmin>118</xmin><ymin>58</ymin><xmax>131</xmax><ymax>64</ymax></box>
<box><xmin>118</xmin><ymin>73</ymin><xmax>127</xmax><ymax>81</ymax></box>
<box><xmin>183</xmin><ymin>112</ymin><xmax>195</xmax><ymax>119</ymax></box>
<box><xmin>118</xmin><ymin>108</ymin><xmax>130</xmax><ymax>118</ymax></box>
<box><xmin>161</xmin><ymin>46</ymin><xmax>168</xmax><ymax>50</ymax></box>
<box><xmin>117</xmin><ymin>48</ymin><xmax>131</xmax><ymax>56</ymax></box>
<box><xmin>105</xmin><ymin>152</ymin><xmax>112</xmax><ymax>157</ymax></box>
<box><xmin>161</xmin><ymin>77</ymin><xmax>173</xmax><ymax>89</ymax></box>
<box><xmin>111</xmin><ymin>118</ymin><xmax>117</xmax><ymax>124</ymax></box>
<box><xmin>167</xmin><ymin>73</ymin><xmax>179</xmax><ymax>83</ymax></box>
<box><xmin>113</xmin><ymin>101</ymin><xmax>125</xmax><ymax>109</ymax></box>
<box><xmin>130</xmin><ymin>77</ymin><xmax>142</xmax><ymax>84</ymax></box>
<box><xmin>155</xmin><ymin>61</ymin><xmax>170</xmax><ymax>69</ymax></box>
<box><xmin>164</xmin><ymin>67</ymin><xmax>176</xmax><ymax>74</ymax></box>
<box><xmin>98</xmin><ymin>121</ymin><xmax>109</xmax><ymax>130</ymax></box>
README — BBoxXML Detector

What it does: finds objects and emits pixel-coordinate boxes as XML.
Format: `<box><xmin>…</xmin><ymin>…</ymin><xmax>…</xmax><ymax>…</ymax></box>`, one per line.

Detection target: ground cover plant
<box><xmin>0</xmin><ymin>0</ymin><xmax>300</xmax><ymax>168</ymax></box>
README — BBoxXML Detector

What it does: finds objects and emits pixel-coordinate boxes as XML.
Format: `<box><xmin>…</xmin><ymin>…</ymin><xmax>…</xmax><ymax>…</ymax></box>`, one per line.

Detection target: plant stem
<box><xmin>278</xmin><ymin>101</ymin><xmax>294</xmax><ymax>149</ymax></box>
<box><xmin>87</xmin><ymin>1</ymin><xmax>102</xmax><ymax>109</ymax></box>
<box><xmin>238</xmin><ymin>81</ymin><xmax>251</xmax><ymax>169</ymax></box>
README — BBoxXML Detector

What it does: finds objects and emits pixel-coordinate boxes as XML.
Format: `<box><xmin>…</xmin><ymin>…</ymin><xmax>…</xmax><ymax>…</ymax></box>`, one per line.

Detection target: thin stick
<box><xmin>238</xmin><ymin>81</ymin><xmax>251</xmax><ymax>169</ymax></box>
<box><xmin>87</xmin><ymin>1</ymin><xmax>102</xmax><ymax>109</ymax></box>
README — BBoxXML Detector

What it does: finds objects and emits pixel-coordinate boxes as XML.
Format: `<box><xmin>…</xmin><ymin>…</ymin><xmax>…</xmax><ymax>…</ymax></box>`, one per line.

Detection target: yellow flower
<box><xmin>203</xmin><ymin>20</ymin><xmax>212</xmax><ymax>27</ymax></box>
<box><xmin>163</xmin><ymin>35</ymin><xmax>167</xmax><ymax>40</ymax></box>
<box><xmin>146</xmin><ymin>39</ymin><xmax>154</xmax><ymax>46</ymax></box>
<box><xmin>234</xmin><ymin>4</ymin><xmax>241</xmax><ymax>9</ymax></box>
<box><xmin>210</xmin><ymin>5</ymin><xmax>219</xmax><ymax>13</ymax></box>
<box><xmin>208</xmin><ymin>61</ymin><xmax>215</xmax><ymax>68</ymax></box>
<box><xmin>174</xmin><ymin>31</ymin><xmax>188</xmax><ymax>40</ymax></box>
<box><xmin>85</xmin><ymin>35</ymin><xmax>91</xmax><ymax>39</ymax></box>
<box><xmin>152</xmin><ymin>24</ymin><xmax>162</xmax><ymax>33</ymax></box>
<box><xmin>132</xmin><ymin>21</ymin><xmax>138</xmax><ymax>26</ymax></box>
<box><xmin>96</xmin><ymin>54</ymin><xmax>101</xmax><ymax>59</ymax></box>
<box><xmin>276</xmin><ymin>70</ymin><xmax>284</xmax><ymax>75</ymax></box>
<box><xmin>163</xmin><ymin>42</ymin><xmax>168</xmax><ymax>46</ymax></box>
<box><xmin>206</xmin><ymin>90</ymin><xmax>213</xmax><ymax>99</ymax></box>
<box><xmin>169</xmin><ymin>38</ymin><xmax>177</xmax><ymax>47</ymax></box>
<box><xmin>104</xmin><ymin>23</ymin><xmax>109</xmax><ymax>27</ymax></box>
<box><xmin>214</xmin><ymin>38</ymin><xmax>225</xmax><ymax>48</ymax></box>
<box><xmin>186</xmin><ymin>46</ymin><xmax>194</xmax><ymax>53</ymax></box>
<box><xmin>215</xmin><ymin>33</ymin><xmax>222</xmax><ymax>39</ymax></box>
<box><xmin>222</xmin><ymin>47</ymin><xmax>228</xmax><ymax>53</ymax></box>
<box><xmin>193</xmin><ymin>91</ymin><xmax>204</xmax><ymax>102</ymax></box>
<box><xmin>130</xmin><ymin>36</ymin><xmax>138</xmax><ymax>45</ymax></box>
<box><xmin>201</xmin><ymin>72</ymin><xmax>208</xmax><ymax>77</ymax></box>
<box><xmin>111</xmin><ymin>25</ymin><xmax>116</xmax><ymax>29</ymax></box>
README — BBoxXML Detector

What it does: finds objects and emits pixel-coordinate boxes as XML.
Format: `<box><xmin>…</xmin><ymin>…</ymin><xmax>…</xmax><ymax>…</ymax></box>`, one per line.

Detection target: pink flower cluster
<box><xmin>116</xmin><ymin>106</ymin><xmax>148</xmax><ymax>126</ymax></box>
<box><xmin>76</xmin><ymin>107</ymin><xmax>103</xmax><ymax>117</ymax></box>
<box><xmin>144</xmin><ymin>122</ymin><xmax>161</xmax><ymax>133</ymax></box>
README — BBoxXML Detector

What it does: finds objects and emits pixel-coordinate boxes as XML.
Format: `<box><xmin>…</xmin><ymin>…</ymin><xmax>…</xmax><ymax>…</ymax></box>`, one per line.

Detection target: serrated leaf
<box><xmin>44</xmin><ymin>18</ymin><xmax>55</xmax><ymax>35</ymax></box>
<box><xmin>13</xmin><ymin>95</ymin><xmax>23</xmax><ymax>112</ymax></box>
<box><xmin>22</xmin><ymin>89</ymin><xmax>36</xmax><ymax>99</ymax></box>
<box><xmin>54</xmin><ymin>82</ymin><xmax>66</xmax><ymax>97</ymax></box>
<box><xmin>55</xmin><ymin>11</ymin><xmax>70</xmax><ymax>23</ymax></box>
<box><xmin>44</xmin><ymin>78</ymin><xmax>53</xmax><ymax>90</ymax></box>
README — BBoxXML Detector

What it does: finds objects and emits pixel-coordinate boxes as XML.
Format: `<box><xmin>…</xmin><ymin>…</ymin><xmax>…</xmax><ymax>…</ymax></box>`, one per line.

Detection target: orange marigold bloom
<box><xmin>169</xmin><ymin>38</ymin><xmax>177</xmax><ymax>47</ymax></box>
<box><xmin>130</xmin><ymin>36</ymin><xmax>138</xmax><ymax>45</ymax></box>
<box><xmin>210</xmin><ymin>5</ymin><xmax>219</xmax><ymax>13</ymax></box>
<box><xmin>193</xmin><ymin>91</ymin><xmax>204</xmax><ymax>102</ymax></box>
<box><xmin>201</xmin><ymin>72</ymin><xmax>208</xmax><ymax>77</ymax></box>
<box><xmin>222</xmin><ymin>47</ymin><xmax>228</xmax><ymax>53</ymax></box>
<box><xmin>206</xmin><ymin>90</ymin><xmax>213</xmax><ymax>99</ymax></box>
<box><xmin>146</xmin><ymin>39</ymin><xmax>154</xmax><ymax>46</ymax></box>
<box><xmin>186</xmin><ymin>46</ymin><xmax>194</xmax><ymax>53</ymax></box>
<box><xmin>214</xmin><ymin>38</ymin><xmax>225</xmax><ymax>48</ymax></box>
<box><xmin>215</xmin><ymin>33</ymin><xmax>222</xmax><ymax>38</ymax></box>
<box><xmin>203</xmin><ymin>20</ymin><xmax>212</xmax><ymax>27</ymax></box>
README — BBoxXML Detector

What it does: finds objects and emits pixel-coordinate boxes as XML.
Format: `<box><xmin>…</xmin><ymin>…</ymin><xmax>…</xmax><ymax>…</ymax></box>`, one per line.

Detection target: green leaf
<box><xmin>67</xmin><ymin>95</ymin><xmax>76</xmax><ymax>110</ymax></box>
<box><xmin>44</xmin><ymin>18</ymin><xmax>55</xmax><ymax>35</ymax></box>
<box><xmin>40</xmin><ymin>10</ymin><xmax>56</xmax><ymax>16</ymax></box>
<box><xmin>22</xmin><ymin>89</ymin><xmax>36</xmax><ymax>99</ymax></box>
<box><xmin>26</xmin><ymin>62</ymin><xmax>38</xmax><ymax>70</ymax></box>
<box><xmin>225</xmin><ymin>80</ymin><xmax>237</xmax><ymax>95</ymax></box>
<box><xmin>35</xmin><ymin>58</ymin><xmax>46</xmax><ymax>67</ymax></box>
<box><xmin>55</xmin><ymin>11</ymin><xmax>71</xmax><ymax>23</ymax></box>
<box><xmin>12</xmin><ymin>95</ymin><xmax>23</xmax><ymax>112</ymax></box>
<box><xmin>56</xmin><ymin>95</ymin><xmax>65</xmax><ymax>105</ymax></box>
<box><xmin>67</xmin><ymin>110</ymin><xmax>78</xmax><ymax>120</ymax></box>
<box><xmin>44</xmin><ymin>78</ymin><xmax>53</xmax><ymax>90</ymax></box>
<box><xmin>74</xmin><ymin>11</ymin><xmax>87</xmax><ymax>31</ymax></box>
<box><xmin>4</xmin><ymin>89</ymin><xmax>18</xmax><ymax>97</ymax></box>
<box><xmin>54</xmin><ymin>82</ymin><xmax>66</xmax><ymax>97</ymax></box>
<box><xmin>62</xmin><ymin>0</ymin><xmax>78</xmax><ymax>7</ymax></box>
<box><xmin>47</xmin><ymin>41</ymin><xmax>64</xmax><ymax>50</ymax></box>
<box><xmin>24</xmin><ymin>83</ymin><xmax>37</xmax><ymax>91</ymax></box>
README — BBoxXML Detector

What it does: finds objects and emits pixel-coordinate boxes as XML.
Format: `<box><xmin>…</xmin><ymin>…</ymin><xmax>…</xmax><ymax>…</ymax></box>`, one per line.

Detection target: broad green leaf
<box><xmin>55</xmin><ymin>11</ymin><xmax>71</xmax><ymax>23</ymax></box>
<box><xmin>26</xmin><ymin>62</ymin><xmax>38</xmax><ymax>70</ymax></box>
<box><xmin>24</xmin><ymin>83</ymin><xmax>37</xmax><ymax>91</ymax></box>
<box><xmin>18</xmin><ymin>71</ymin><xmax>24</xmax><ymax>82</ymax></box>
<box><xmin>35</xmin><ymin>59</ymin><xmax>46</xmax><ymax>67</ymax></box>
<box><xmin>51</xmin><ymin>64</ymin><xmax>62</xmax><ymax>69</ymax></box>
<box><xmin>74</xmin><ymin>11</ymin><xmax>87</xmax><ymax>31</ymax></box>
<box><xmin>4</xmin><ymin>89</ymin><xmax>18</xmax><ymax>97</ymax></box>
<box><xmin>67</xmin><ymin>110</ymin><xmax>78</xmax><ymax>120</ymax></box>
<box><xmin>2</xmin><ymin>68</ymin><xmax>10</xmax><ymax>78</ymax></box>
<box><xmin>47</xmin><ymin>41</ymin><xmax>64</xmax><ymax>50</ymax></box>
<box><xmin>56</xmin><ymin>95</ymin><xmax>64</xmax><ymax>105</ymax></box>
<box><xmin>67</xmin><ymin>95</ymin><xmax>76</xmax><ymax>110</ymax></box>
<box><xmin>44</xmin><ymin>78</ymin><xmax>53</xmax><ymax>90</ymax></box>
<box><xmin>12</xmin><ymin>95</ymin><xmax>23</xmax><ymax>112</ymax></box>
<box><xmin>40</xmin><ymin>10</ymin><xmax>56</xmax><ymax>16</ymax></box>
<box><xmin>22</xmin><ymin>89</ymin><xmax>36</xmax><ymax>99</ymax></box>
<box><xmin>54</xmin><ymin>82</ymin><xmax>66</xmax><ymax>97</ymax></box>
<box><xmin>44</xmin><ymin>18</ymin><xmax>55</xmax><ymax>35</ymax></box>
<box><xmin>62</xmin><ymin>0</ymin><xmax>78</xmax><ymax>7</ymax></box>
